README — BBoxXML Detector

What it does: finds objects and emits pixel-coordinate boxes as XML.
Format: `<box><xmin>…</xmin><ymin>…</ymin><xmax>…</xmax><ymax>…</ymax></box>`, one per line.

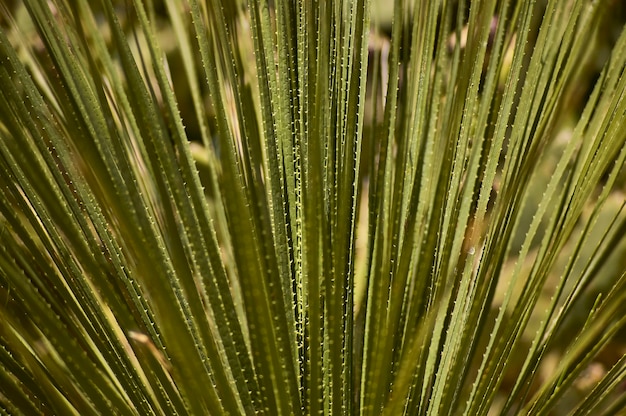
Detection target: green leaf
<box><xmin>1</xmin><ymin>0</ymin><xmax>625</xmax><ymax>414</ymax></box>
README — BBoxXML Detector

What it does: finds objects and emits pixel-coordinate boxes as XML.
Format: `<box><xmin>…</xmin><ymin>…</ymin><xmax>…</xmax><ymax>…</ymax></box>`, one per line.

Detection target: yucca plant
<box><xmin>1</xmin><ymin>0</ymin><xmax>626</xmax><ymax>414</ymax></box>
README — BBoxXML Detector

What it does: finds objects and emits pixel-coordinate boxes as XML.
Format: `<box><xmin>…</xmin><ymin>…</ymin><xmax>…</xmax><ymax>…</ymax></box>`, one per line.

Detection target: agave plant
<box><xmin>1</xmin><ymin>0</ymin><xmax>625</xmax><ymax>414</ymax></box>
